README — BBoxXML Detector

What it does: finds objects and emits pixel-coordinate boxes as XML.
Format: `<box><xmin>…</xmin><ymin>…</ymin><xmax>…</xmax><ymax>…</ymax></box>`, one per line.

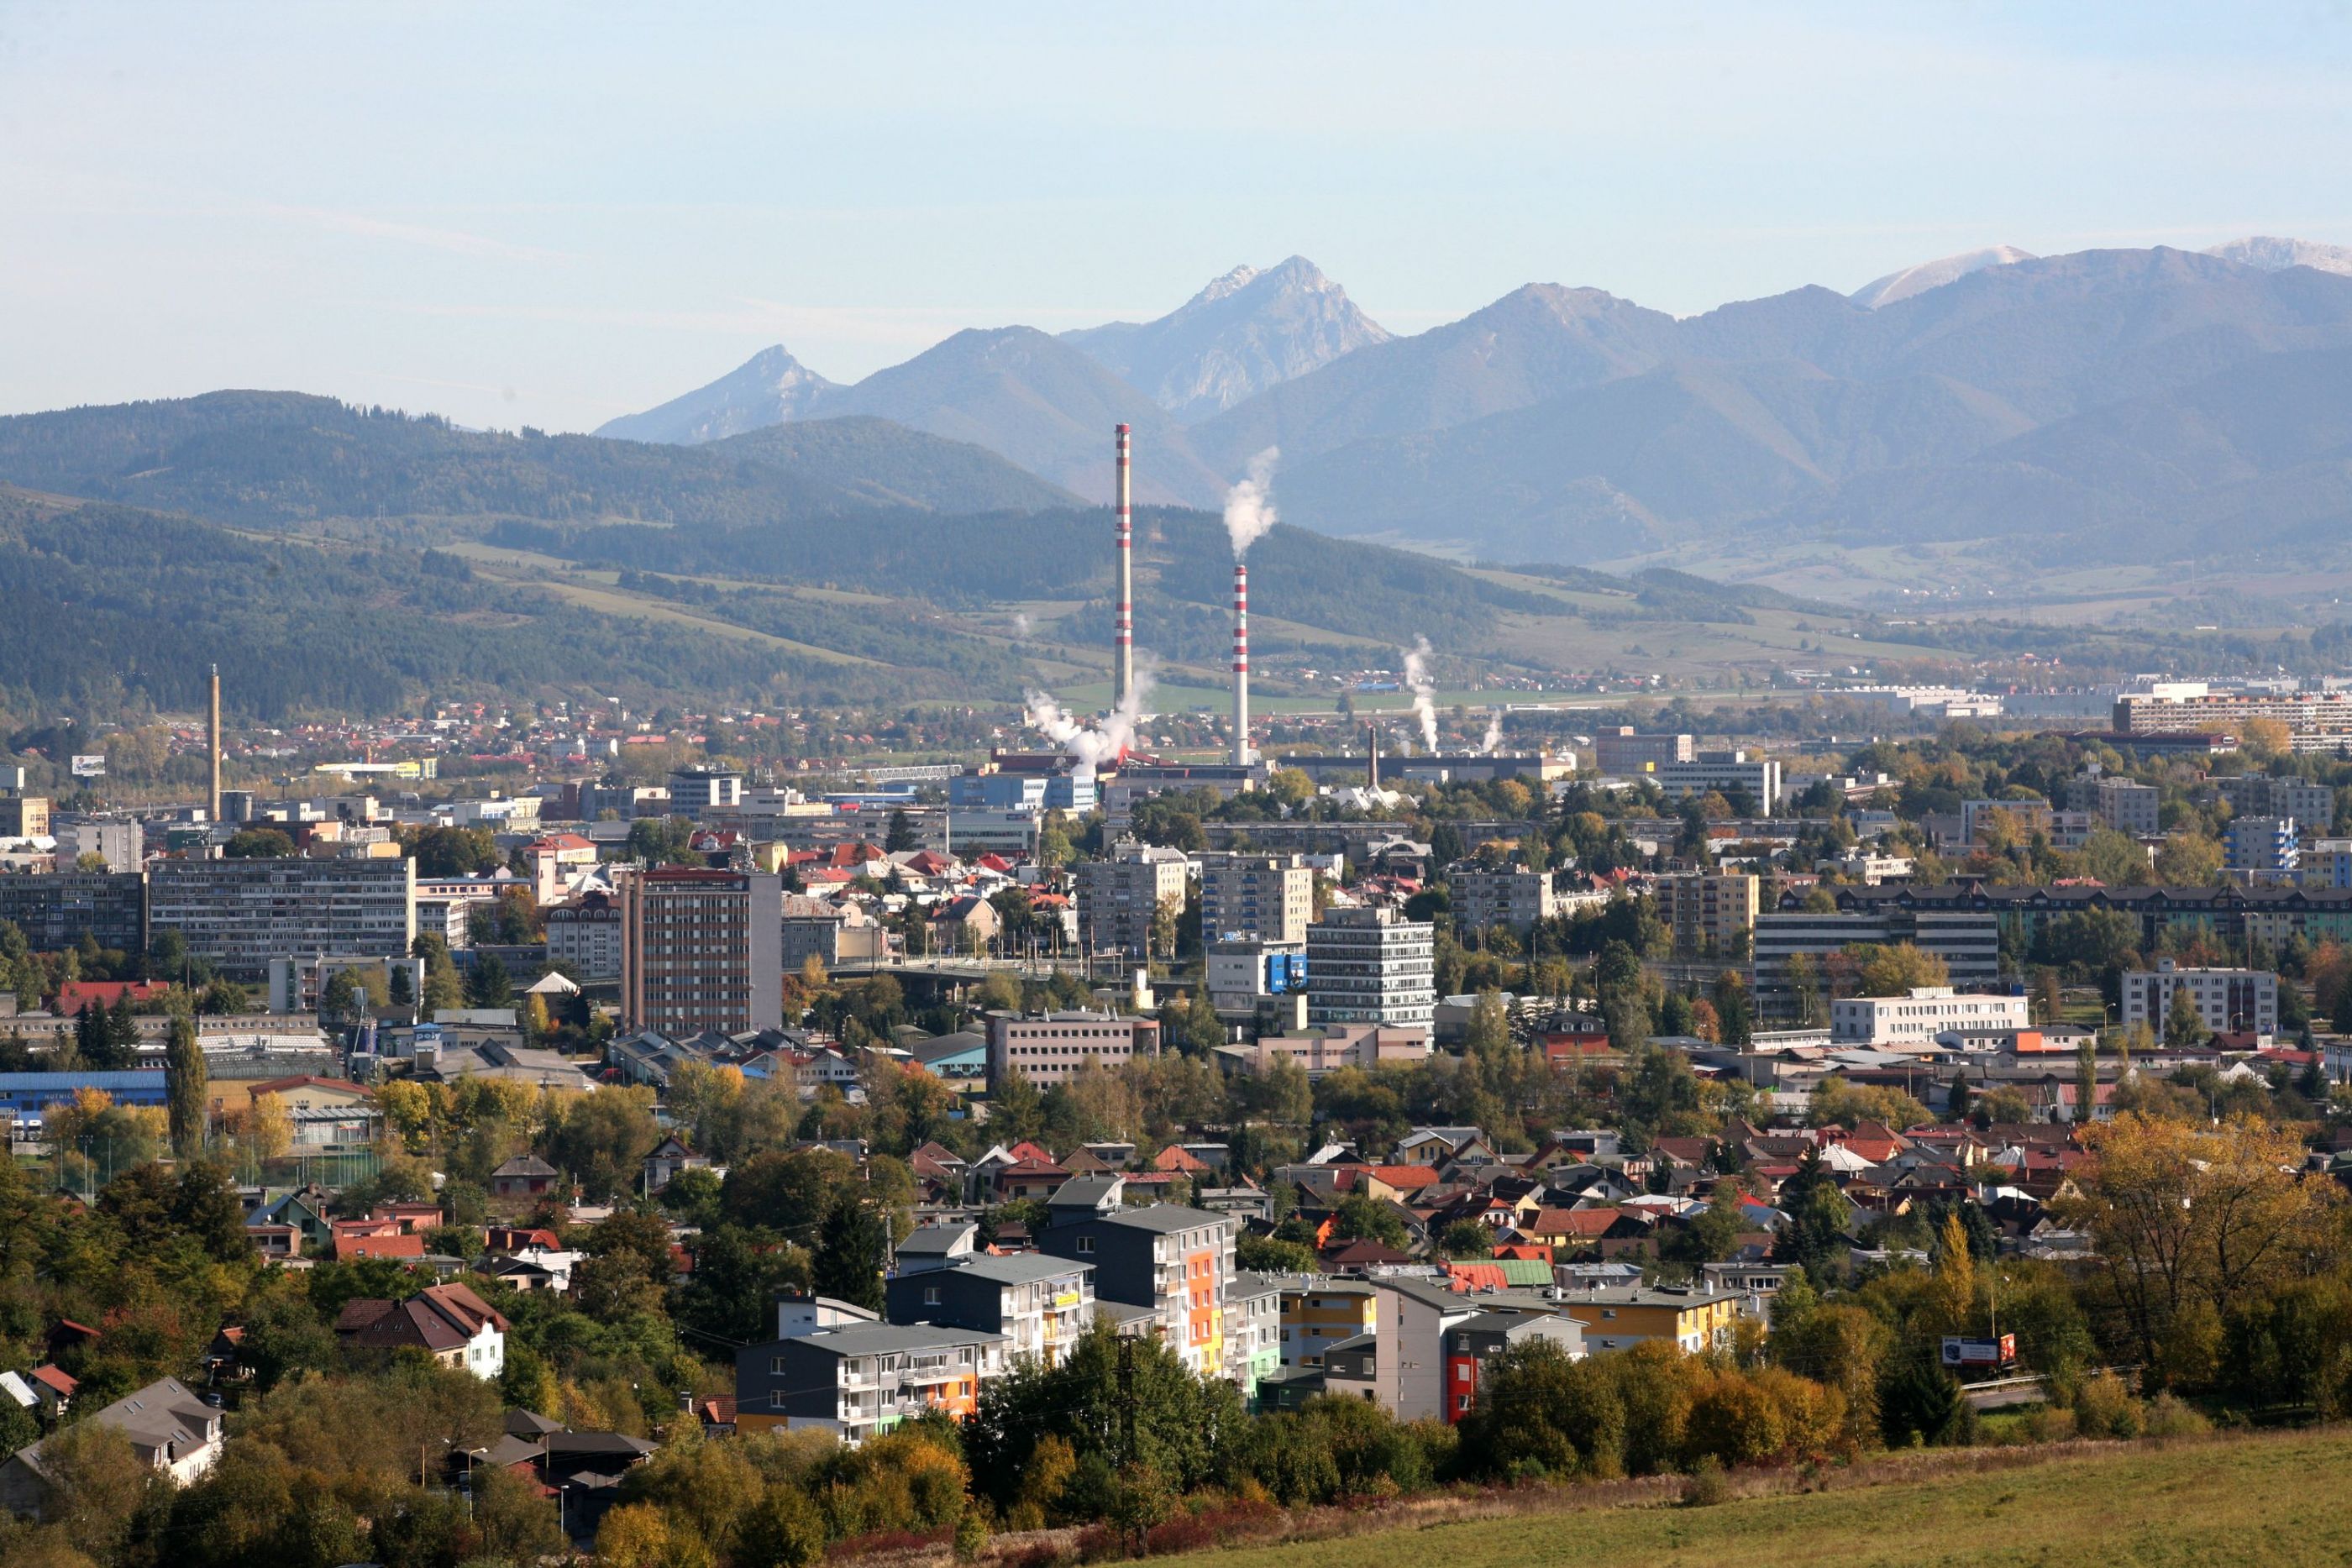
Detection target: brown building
<box><xmin>617</xmin><ymin>866</ymin><xmax>783</xmax><ymax>1036</ymax></box>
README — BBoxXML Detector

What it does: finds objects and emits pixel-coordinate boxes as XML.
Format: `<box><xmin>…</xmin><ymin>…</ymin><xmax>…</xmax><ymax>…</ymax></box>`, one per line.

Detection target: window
<box><xmin>924</xmin><ymin>1287</ymin><xmax>941</xmax><ymax>1305</ymax></box>
<box><xmin>1076</xmin><ymin>1236</ymin><xmax>1094</xmax><ymax>1255</ymax></box>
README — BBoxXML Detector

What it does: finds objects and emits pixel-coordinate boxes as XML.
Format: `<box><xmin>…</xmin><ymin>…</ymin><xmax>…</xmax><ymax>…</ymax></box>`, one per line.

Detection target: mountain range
<box><xmin>598</xmin><ymin>238</ymin><xmax>2352</xmax><ymax>571</ymax></box>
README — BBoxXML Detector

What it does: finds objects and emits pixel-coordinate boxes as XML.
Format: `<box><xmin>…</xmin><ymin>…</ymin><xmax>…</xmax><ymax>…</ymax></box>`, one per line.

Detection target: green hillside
<box><xmin>1182</xmin><ymin>1428</ymin><xmax>2352</xmax><ymax>1568</ymax></box>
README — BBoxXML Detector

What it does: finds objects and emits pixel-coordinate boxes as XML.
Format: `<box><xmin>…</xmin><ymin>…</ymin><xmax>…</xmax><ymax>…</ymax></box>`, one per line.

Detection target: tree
<box><xmin>2164</xmin><ymin>980</ymin><xmax>2209</xmax><ymax>1049</ymax></box>
<box><xmin>1330</xmin><ymin>1193</ymin><xmax>1410</xmax><ymax>1248</ymax></box>
<box><xmin>1709</xmin><ymin>970</ymin><xmax>1754</xmax><ymax>1047</ymax></box>
<box><xmin>734</xmin><ymin>1482</ymin><xmax>827</xmax><ymax>1568</ymax></box>
<box><xmin>2241</xmin><ymin>716</ymin><xmax>2294</xmax><ymax>762</ymax></box>
<box><xmin>2058</xmin><ymin>1113</ymin><xmax>2334</xmax><ymax>1377</ymax></box>
<box><xmin>406</xmin><ymin>823</ymin><xmax>501</xmax><ymax>878</ymax></box>
<box><xmin>1439</xmin><ymin>1219</ymin><xmax>1498</xmax><ymax>1258</ymax></box>
<box><xmin>465</xmin><ymin>952</ymin><xmax>513</xmax><ymax>1009</ymax></box>
<box><xmin>164</xmin><ymin>1010</ymin><xmax>207</xmax><ymax>1159</ymax></box>
<box><xmin>246</xmin><ymin>1092</ymin><xmax>293</xmax><ymax>1161</ymax></box>
<box><xmin>2155</xmin><ymin>832</ymin><xmax>2224</xmax><ymax>886</ymax></box>
<box><xmin>1847</xmin><ymin>942</ymin><xmax>1949</xmax><ymax>996</ymax></box>
<box><xmin>2076</xmin><ymin>1037</ymin><xmax>2100</xmax><ymax>1126</ymax></box>
<box><xmin>885</xmin><ymin>808</ymin><xmax>919</xmax><ymax>853</ymax></box>
<box><xmin>814</xmin><ymin>1194</ymin><xmax>890</xmax><ymax>1312</ymax></box>
<box><xmin>223</xmin><ymin>826</ymin><xmax>295</xmax><ymax>858</ymax></box>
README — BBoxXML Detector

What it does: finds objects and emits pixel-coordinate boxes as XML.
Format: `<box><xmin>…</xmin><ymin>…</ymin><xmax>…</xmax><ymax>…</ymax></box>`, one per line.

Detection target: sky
<box><xmin>5</xmin><ymin>2</ymin><xmax>2352</xmax><ymax>433</ymax></box>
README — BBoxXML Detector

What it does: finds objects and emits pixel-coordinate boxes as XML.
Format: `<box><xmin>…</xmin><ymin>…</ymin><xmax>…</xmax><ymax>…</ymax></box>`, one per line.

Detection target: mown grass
<box><xmin>1181</xmin><ymin>1429</ymin><xmax>2352</xmax><ymax>1568</ymax></box>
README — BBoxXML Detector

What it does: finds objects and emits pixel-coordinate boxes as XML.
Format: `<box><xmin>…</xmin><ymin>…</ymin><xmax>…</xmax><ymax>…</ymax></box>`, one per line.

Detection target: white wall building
<box><xmin>2121</xmin><ymin>960</ymin><xmax>2279</xmax><ymax>1036</ymax></box>
<box><xmin>1830</xmin><ymin>986</ymin><xmax>2031</xmax><ymax>1046</ymax></box>
<box><xmin>1306</xmin><ymin>905</ymin><xmax>1435</xmax><ymax>1041</ymax></box>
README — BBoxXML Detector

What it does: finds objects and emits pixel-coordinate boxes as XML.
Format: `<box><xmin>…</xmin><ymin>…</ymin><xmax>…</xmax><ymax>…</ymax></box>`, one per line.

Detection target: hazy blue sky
<box><xmin>6</xmin><ymin>3</ymin><xmax>2351</xmax><ymax>433</ymax></box>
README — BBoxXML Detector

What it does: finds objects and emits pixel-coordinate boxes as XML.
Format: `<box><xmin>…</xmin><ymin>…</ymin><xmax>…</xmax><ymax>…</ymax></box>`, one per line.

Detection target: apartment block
<box><xmin>1075</xmin><ymin>839</ymin><xmax>1189</xmax><ymax>958</ymax></box>
<box><xmin>0</xmin><ymin>871</ymin><xmax>146</xmax><ymax>953</ymax></box>
<box><xmin>1279</xmin><ymin>1277</ymin><xmax>1378</xmax><ymax>1370</ymax></box>
<box><xmin>618</xmin><ymin>867</ymin><xmax>784</xmax><ymax>1036</ymax></box>
<box><xmin>1199</xmin><ymin>852</ymin><xmax>1313</xmax><ymax>945</ymax></box>
<box><xmin>2226</xmin><ymin>815</ymin><xmax>2299</xmax><ymax>875</ymax></box>
<box><xmin>2219</xmin><ymin>775</ymin><xmax>2336</xmax><ymax>831</ymax></box>
<box><xmin>1037</xmin><ymin>1196</ymin><xmax>1236</xmax><ymax>1380</ymax></box>
<box><xmin>2120</xmin><ymin>959</ymin><xmax>2278</xmax><ymax>1037</ymax></box>
<box><xmin>734</xmin><ymin>1322</ymin><xmax>1010</xmax><ymax>1444</ymax></box>
<box><xmin>147</xmin><ymin>857</ymin><xmax>414</xmax><ymax>979</ymax></box>
<box><xmin>1305</xmin><ymin>905</ymin><xmax>1436</xmax><ymax>1040</ymax></box>
<box><xmin>1448</xmin><ymin>863</ymin><xmax>1560</xmax><ymax>937</ymax></box>
<box><xmin>887</xmin><ymin>1231</ymin><xmax>1095</xmax><ymax>1367</ymax></box>
<box><xmin>2090</xmin><ymin>776</ymin><xmax>2161</xmax><ymax>837</ymax></box>
<box><xmin>543</xmin><ymin>889</ymin><xmax>622</xmax><ymax>982</ymax></box>
<box><xmin>0</xmin><ymin>797</ymin><xmax>52</xmax><ymax>839</ymax></box>
<box><xmin>1654</xmin><ymin>871</ymin><xmax>1759</xmax><ymax>958</ymax></box>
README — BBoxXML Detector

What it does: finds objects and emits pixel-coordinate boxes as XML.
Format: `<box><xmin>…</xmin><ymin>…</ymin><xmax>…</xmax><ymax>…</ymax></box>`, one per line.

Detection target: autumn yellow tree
<box><xmin>247</xmin><ymin>1091</ymin><xmax>293</xmax><ymax>1161</ymax></box>
<box><xmin>2058</xmin><ymin>1113</ymin><xmax>2335</xmax><ymax>1376</ymax></box>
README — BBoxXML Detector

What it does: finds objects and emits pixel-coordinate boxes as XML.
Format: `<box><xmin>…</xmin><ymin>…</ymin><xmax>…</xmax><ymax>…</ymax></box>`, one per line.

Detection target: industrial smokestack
<box><xmin>207</xmin><ymin>664</ymin><xmax>222</xmax><ymax>824</ymax></box>
<box><xmin>1366</xmin><ymin>723</ymin><xmax>1379</xmax><ymax>789</ymax></box>
<box><xmin>1231</xmin><ymin>562</ymin><xmax>1250</xmax><ymax>766</ymax></box>
<box><xmin>1113</xmin><ymin>423</ymin><xmax>1134</xmax><ymax>711</ymax></box>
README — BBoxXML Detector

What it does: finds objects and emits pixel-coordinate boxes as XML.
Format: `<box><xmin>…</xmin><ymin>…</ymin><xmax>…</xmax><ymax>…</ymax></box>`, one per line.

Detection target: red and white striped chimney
<box><xmin>1113</xmin><ymin>423</ymin><xmax>1134</xmax><ymax>710</ymax></box>
<box><xmin>1231</xmin><ymin>561</ymin><xmax>1250</xmax><ymax>766</ymax></box>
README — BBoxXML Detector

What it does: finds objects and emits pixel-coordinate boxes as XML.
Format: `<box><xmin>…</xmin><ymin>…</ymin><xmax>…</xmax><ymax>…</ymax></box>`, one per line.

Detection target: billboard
<box><xmin>1941</xmin><ymin>1334</ymin><xmax>2018</xmax><ymax>1367</ymax></box>
<box><xmin>70</xmin><ymin>754</ymin><xmax>105</xmax><ymax>777</ymax></box>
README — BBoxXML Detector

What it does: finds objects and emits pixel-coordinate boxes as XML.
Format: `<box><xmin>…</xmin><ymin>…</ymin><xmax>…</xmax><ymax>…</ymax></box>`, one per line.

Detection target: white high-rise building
<box><xmin>1306</xmin><ymin>905</ymin><xmax>1435</xmax><ymax>1041</ymax></box>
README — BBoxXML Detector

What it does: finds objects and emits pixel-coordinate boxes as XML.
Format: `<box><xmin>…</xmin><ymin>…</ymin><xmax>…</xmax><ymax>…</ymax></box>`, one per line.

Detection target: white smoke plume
<box><xmin>1011</xmin><ymin>612</ymin><xmax>1032</xmax><ymax>638</ymax></box>
<box><xmin>1025</xmin><ymin>675</ymin><xmax>1152</xmax><ymax>774</ymax></box>
<box><xmin>1402</xmin><ymin>636</ymin><xmax>1439</xmax><ymax>753</ymax></box>
<box><xmin>1480</xmin><ymin>708</ymin><xmax>1504</xmax><ymax>755</ymax></box>
<box><xmin>1222</xmin><ymin>447</ymin><xmax>1280</xmax><ymax>557</ymax></box>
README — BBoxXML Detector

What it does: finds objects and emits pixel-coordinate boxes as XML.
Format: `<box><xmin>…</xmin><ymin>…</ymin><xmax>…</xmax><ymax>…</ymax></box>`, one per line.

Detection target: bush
<box><xmin>2074</xmin><ymin>1371</ymin><xmax>2143</xmax><ymax>1440</ymax></box>
<box><xmin>2142</xmin><ymin>1392</ymin><xmax>2212</xmax><ymax>1440</ymax></box>
<box><xmin>1682</xmin><ymin>1457</ymin><xmax>1732</xmax><ymax>1508</ymax></box>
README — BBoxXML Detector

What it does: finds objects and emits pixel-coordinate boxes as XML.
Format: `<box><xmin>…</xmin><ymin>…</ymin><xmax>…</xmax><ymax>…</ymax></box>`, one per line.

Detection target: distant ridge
<box><xmin>595</xmin><ymin>344</ymin><xmax>837</xmax><ymax>443</ymax></box>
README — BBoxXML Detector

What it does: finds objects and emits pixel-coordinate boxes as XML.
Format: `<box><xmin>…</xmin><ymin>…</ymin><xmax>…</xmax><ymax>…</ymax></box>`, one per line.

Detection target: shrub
<box><xmin>1682</xmin><ymin>1457</ymin><xmax>1731</xmax><ymax>1508</ymax></box>
<box><xmin>2142</xmin><ymin>1392</ymin><xmax>2212</xmax><ymax>1440</ymax></box>
<box><xmin>2074</xmin><ymin>1371</ymin><xmax>2142</xmax><ymax>1440</ymax></box>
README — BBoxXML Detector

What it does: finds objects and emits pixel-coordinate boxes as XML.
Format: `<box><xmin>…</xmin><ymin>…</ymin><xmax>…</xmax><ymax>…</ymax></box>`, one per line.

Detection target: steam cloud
<box><xmin>1011</xmin><ymin>612</ymin><xmax>1032</xmax><ymax>638</ymax></box>
<box><xmin>1222</xmin><ymin>447</ymin><xmax>1280</xmax><ymax>557</ymax></box>
<box><xmin>1480</xmin><ymin>708</ymin><xmax>1504</xmax><ymax>755</ymax></box>
<box><xmin>1025</xmin><ymin>675</ymin><xmax>1152</xmax><ymax>774</ymax></box>
<box><xmin>1402</xmin><ymin>637</ymin><xmax>1439</xmax><ymax>753</ymax></box>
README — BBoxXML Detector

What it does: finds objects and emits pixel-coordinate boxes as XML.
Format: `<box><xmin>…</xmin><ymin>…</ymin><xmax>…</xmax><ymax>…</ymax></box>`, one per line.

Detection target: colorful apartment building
<box><xmin>1037</xmin><ymin>1188</ymin><xmax>1236</xmax><ymax>1379</ymax></box>
<box><xmin>1562</xmin><ymin>1283</ymin><xmax>1744</xmax><ymax>1354</ymax></box>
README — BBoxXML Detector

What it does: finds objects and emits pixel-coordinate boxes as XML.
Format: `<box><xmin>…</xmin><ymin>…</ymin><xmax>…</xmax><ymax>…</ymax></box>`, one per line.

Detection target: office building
<box><xmin>0</xmin><ymin>871</ymin><xmax>146</xmax><ymax>953</ymax></box>
<box><xmin>1830</xmin><ymin>987</ymin><xmax>2031</xmax><ymax>1046</ymax></box>
<box><xmin>1653</xmin><ymin>751</ymin><xmax>1782</xmax><ymax>810</ymax></box>
<box><xmin>2092</xmin><ymin>776</ymin><xmax>2160</xmax><ymax>837</ymax></box>
<box><xmin>2226</xmin><ymin>815</ymin><xmax>2299</xmax><ymax>876</ymax></box>
<box><xmin>2120</xmin><ymin>959</ymin><xmax>2278</xmax><ymax>1037</ymax></box>
<box><xmin>1036</xmin><ymin>1189</ymin><xmax>1236</xmax><ymax>1380</ymax></box>
<box><xmin>1199</xmin><ymin>852</ymin><xmax>1313</xmax><ymax>945</ymax></box>
<box><xmin>1447</xmin><ymin>863</ymin><xmax>1560</xmax><ymax>938</ymax></box>
<box><xmin>1592</xmin><ymin>728</ymin><xmax>1693</xmax><ymax>774</ymax></box>
<box><xmin>1075</xmin><ymin>839</ymin><xmax>1189</xmax><ymax>957</ymax></box>
<box><xmin>618</xmin><ymin>867</ymin><xmax>784</xmax><ymax>1036</ymax></box>
<box><xmin>1655</xmin><ymin>872</ymin><xmax>1760</xmax><ymax>958</ymax></box>
<box><xmin>666</xmin><ymin>767</ymin><xmax>744</xmax><ymax>818</ymax></box>
<box><xmin>985</xmin><ymin>1012</ymin><xmax>1160</xmax><ymax>1088</ymax></box>
<box><xmin>147</xmin><ymin>857</ymin><xmax>414</xmax><ymax>980</ymax></box>
<box><xmin>1751</xmin><ymin>908</ymin><xmax>2000</xmax><ymax>1021</ymax></box>
<box><xmin>1305</xmin><ymin>906</ymin><xmax>1436</xmax><ymax>1040</ymax></box>
<box><xmin>948</xmin><ymin>764</ymin><xmax>1096</xmax><ymax>815</ymax></box>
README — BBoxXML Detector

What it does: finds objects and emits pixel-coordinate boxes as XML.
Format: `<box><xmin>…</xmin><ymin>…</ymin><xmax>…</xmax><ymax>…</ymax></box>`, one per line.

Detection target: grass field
<box><xmin>1179</xmin><ymin>1429</ymin><xmax>2351</xmax><ymax>1568</ymax></box>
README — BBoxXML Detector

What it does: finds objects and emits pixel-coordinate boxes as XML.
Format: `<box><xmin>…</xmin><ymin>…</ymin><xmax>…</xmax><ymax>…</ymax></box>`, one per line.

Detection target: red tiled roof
<box><xmin>56</xmin><ymin>981</ymin><xmax>170</xmax><ymax>1012</ymax></box>
<box><xmin>336</xmin><ymin>1232</ymin><xmax>425</xmax><ymax>1261</ymax></box>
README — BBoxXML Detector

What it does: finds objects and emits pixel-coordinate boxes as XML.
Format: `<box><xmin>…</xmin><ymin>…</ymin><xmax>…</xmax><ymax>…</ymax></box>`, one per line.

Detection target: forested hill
<box><xmin>0</xmin><ymin>489</ymin><xmax>1040</xmax><ymax>719</ymax></box>
<box><xmin>0</xmin><ymin>391</ymin><xmax>1076</xmax><ymax>527</ymax></box>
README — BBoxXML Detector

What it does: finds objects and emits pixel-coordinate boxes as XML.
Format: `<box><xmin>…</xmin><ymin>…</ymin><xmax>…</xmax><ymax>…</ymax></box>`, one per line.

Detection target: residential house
<box><xmin>0</xmin><ymin>1377</ymin><xmax>223</xmax><ymax>1518</ymax></box>
<box><xmin>335</xmin><ymin>1282</ymin><xmax>508</xmax><ymax>1378</ymax></box>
